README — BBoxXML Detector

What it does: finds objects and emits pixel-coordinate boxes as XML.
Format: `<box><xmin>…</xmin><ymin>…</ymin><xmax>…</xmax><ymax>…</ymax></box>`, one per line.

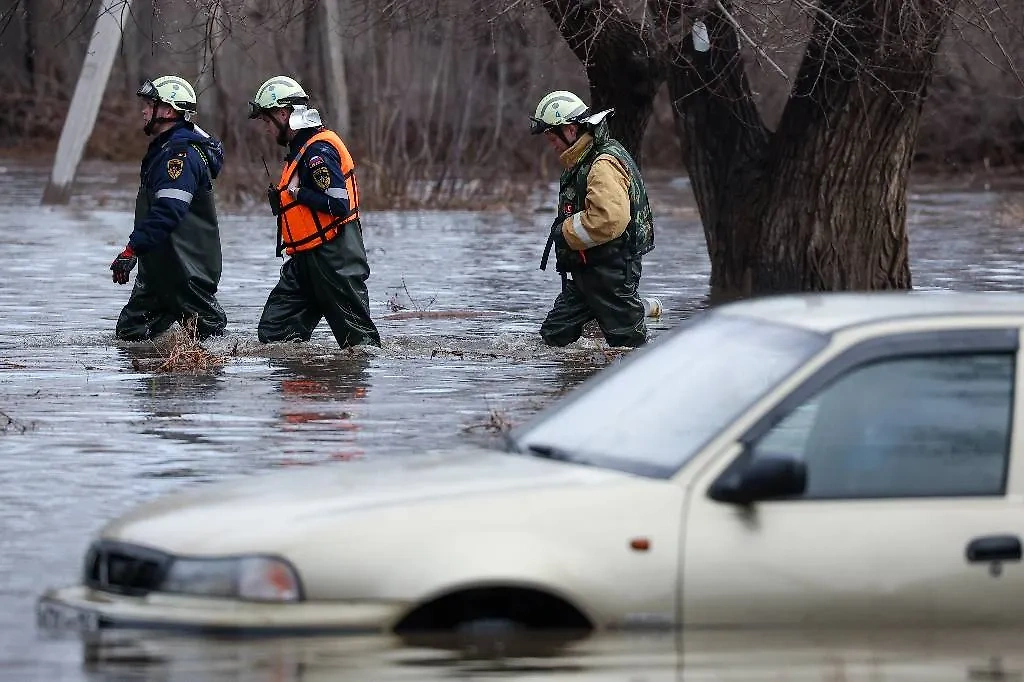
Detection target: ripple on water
<box><xmin>2</xmin><ymin>161</ymin><xmax>1023</xmax><ymax>680</ymax></box>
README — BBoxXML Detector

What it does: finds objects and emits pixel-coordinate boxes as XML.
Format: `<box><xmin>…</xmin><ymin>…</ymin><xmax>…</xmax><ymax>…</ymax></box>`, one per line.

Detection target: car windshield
<box><xmin>511</xmin><ymin>314</ymin><xmax>830</xmax><ymax>478</ymax></box>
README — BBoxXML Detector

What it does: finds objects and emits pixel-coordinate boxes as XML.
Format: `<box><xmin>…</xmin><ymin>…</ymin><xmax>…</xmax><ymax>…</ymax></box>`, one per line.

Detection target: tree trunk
<box><xmin>42</xmin><ymin>0</ymin><xmax>132</xmax><ymax>205</ymax></box>
<box><xmin>320</xmin><ymin>0</ymin><xmax>352</xmax><ymax>135</ymax></box>
<box><xmin>665</xmin><ymin>10</ymin><xmax>771</xmax><ymax>299</ymax></box>
<box><xmin>689</xmin><ymin>0</ymin><xmax>955</xmax><ymax>298</ymax></box>
<box><xmin>541</xmin><ymin>0</ymin><xmax>664</xmax><ymax>167</ymax></box>
<box><xmin>750</xmin><ymin>0</ymin><xmax>954</xmax><ymax>293</ymax></box>
<box><xmin>24</xmin><ymin>0</ymin><xmax>36</xmax><ymax>92</ymax></box>
<box><xmin>195</xmin><ymin>0</ymin><xmax>222</xmax><ymax>133</ymax></box>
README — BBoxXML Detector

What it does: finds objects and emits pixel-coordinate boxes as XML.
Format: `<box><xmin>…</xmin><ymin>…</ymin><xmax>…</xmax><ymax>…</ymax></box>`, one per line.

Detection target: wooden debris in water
<box><xmin>462</xmin><ymin>408</ymin><xmax>513</xmax><ymax>435</ymax></box>
<box><xmin>385</xmin><ymin>310</ymin><xmax>499</xmax><ymax>321</ymax></box>
<box><xmin>1</xmin><ymin>409</ymin><xmax>32</xmax><ymax>434</ymax></box>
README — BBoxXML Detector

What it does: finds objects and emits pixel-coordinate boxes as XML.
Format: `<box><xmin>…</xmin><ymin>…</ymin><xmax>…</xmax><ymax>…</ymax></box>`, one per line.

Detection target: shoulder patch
<box><xmin>167</xmin><ymin>157</ymin><xmax>184</xmax><ymax>180</ymax></box>
<box><xmin>312</xmin><ymin>166</ymin><xmax>331</xmax><ymax>190</ymax></box>
<box><xmin>307</xmin><ymin>155</ymin><xmax>324</xmax><ymax>168</ymax></box>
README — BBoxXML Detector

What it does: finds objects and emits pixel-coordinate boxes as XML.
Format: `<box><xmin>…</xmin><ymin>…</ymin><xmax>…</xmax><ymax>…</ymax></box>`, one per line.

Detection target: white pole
<box><xmin>41</xmin><ymin>0</ymin><xmax>132</xmax><ymax>205</ymax></box>
<box><xmin>319</xmin><ymin>0</ymin><xmax>351</xmax><ymax>135</ymax></box>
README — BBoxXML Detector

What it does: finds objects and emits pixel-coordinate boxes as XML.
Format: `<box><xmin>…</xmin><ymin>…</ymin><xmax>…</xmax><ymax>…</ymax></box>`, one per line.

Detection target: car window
<box><xmin>751</xmin><ymin>353</ymin><xmax>1015</xmax><ymax>499</ymax></box>
<box><xmin>513</xmin><ymin>314</ymin><xmax>829</xmax><ymax>478</ymax></box>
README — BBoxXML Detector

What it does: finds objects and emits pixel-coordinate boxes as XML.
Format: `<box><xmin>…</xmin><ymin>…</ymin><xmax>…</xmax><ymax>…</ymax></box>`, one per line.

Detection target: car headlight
<box><xmin>160</xmin><ymin>556</ymin><xmax>302</xmax><ymax>602</ymax></box>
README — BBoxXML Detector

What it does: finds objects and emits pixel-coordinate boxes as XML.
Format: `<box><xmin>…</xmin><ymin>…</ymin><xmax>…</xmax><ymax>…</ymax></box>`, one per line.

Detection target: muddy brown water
<box><xmin>2</xmin><ymin>158</ymin><xmax>1024</xmax><ymax>680</ymax></box>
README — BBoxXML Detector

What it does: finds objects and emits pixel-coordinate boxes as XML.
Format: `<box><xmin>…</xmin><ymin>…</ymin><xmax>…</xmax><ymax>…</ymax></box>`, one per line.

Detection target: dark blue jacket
<box><xmin>130</xmin><ymin>123</ymin><xmax>225</xmax><ymax>253</ymax></box>
<box><xmin>285</xmin><ymin>127</ymin><xmax>351</xmax><ymax>218</ymax></box>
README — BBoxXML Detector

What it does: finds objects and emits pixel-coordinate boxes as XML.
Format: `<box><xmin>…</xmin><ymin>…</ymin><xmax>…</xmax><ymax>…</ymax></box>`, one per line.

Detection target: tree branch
<box><xmin>713</xmin><ymin>0</ymin><xmax>788</xmax><ymax>80</ymax></box>
<box><xmin>651</xmin><ymin>0</ymin><xmax>685</xmax><ymax>28</ymax></box>
<box><xmin>541</xmin><ymin>0</ymin><xmax>630</xmax><ymax>66</ymax></box>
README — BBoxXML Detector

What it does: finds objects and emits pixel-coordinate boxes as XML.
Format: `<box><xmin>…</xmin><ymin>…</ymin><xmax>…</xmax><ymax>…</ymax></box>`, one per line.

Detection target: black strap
<box><xmin>540</xmin><ymin>215</ymin><xmax>565</xmax><ymax>271</ymax></box>
<box><xmin>275</xmin><ymin>195</ymin><xmax>301</xmax><ymax>257</ymax></box>
<box><xmin>278</xmin><ymin>212</ymin><xmax>359</xmax><ymax>253</ymax></box>
<box><xmin>540</xmin><ymin>228</ymin><xmax>556</xmax><ymax>271</ymax></box>
<box><xmin>309</xmin><ymin>210</ymin><xmax>333</xmax><ymax>247</ymax></box>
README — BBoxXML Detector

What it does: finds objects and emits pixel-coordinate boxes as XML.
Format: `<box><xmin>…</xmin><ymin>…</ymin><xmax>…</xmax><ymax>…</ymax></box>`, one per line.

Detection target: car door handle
<box><xmin>966</xmin><ymin>535</ymin><xmax>1022</xmax><ymax>563</ymax></box>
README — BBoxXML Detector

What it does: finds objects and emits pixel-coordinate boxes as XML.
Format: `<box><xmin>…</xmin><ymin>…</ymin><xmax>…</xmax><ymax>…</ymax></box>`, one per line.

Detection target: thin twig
<box><xmin>400</xmin><ymin>277</ymin><xmax>437</xmax><ymax>312</ymax></box>
<box><xmin>1</xmin><ymin>409</ymin><xmax>30</xmax><ymax>434</ymax></box>
<box><xmin>974</xmin><ymin>6</ymin><xmax>1024</xmax><ymax>90</ymax></box>
<box><xmin>714</xmin><ymin>0</ymin><xmax>789</xmax><ymax>80</ymax></box>
<box><xmin>792</xmin><ymin>0</ymin><xmax>854</xmax><ymax>29</ymax></box>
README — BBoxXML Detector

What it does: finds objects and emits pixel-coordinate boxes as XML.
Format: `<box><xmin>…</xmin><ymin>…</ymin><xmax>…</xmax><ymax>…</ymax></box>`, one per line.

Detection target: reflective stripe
<box><xmin>568</xmin><ymin>212</ymin><xmax>598</xmax><ymax>248</ymax></box>
<box><xmin>325</xmin><ymin>187</ymin><xmax>349</xmax><ymax>200</ymax></box>
<box><xmin>154</xmin><ymin>188</ymin><xmax>194</xmax><ymax>203</ymax></box>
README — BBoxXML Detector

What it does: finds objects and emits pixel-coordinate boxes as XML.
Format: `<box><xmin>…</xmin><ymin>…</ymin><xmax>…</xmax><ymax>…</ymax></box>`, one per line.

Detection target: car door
<box><xmin>681</xmin><ymin>327</ymin><xmax>1024</xmax><ymax>627</ymax></box>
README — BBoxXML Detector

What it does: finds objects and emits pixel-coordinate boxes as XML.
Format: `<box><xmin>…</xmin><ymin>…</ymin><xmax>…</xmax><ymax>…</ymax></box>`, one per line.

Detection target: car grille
<box><xmin>83</xmin><ymin>540</ymin><xmax>171</xmax><ymax>597</ymax></box>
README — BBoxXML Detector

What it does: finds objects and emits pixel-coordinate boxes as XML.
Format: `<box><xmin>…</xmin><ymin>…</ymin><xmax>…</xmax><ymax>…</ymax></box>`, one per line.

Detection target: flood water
<box><xmin>2</xmin><ymin>159</ymin><xmax>1024</xmax><ymax>680</ymax></box>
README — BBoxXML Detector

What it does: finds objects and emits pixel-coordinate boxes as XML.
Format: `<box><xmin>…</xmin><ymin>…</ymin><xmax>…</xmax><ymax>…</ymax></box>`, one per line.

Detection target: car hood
<box><xmin>101</xmin><ymin>446</ymin><xmax>639</xmax><ymax>554</ymax></box>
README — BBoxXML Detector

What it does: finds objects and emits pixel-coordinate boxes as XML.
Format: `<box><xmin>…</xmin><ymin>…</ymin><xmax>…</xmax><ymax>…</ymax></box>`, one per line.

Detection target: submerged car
<box><xmin>38</xmin><ymin>291</ymin><xmax>1024</xmax><ymax>635</ymax></box>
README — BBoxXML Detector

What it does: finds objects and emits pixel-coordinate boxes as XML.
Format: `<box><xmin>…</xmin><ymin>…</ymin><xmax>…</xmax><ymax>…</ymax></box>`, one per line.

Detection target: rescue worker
<box><xmin>248</xmin><ymin>75</ymin><xmax>380</xmax><ymax>348</ymax></box>
<box><xmin>531</xmin><ymin>90</ymin><xmax>655</xmax><ymax>348</ymax></box>
<box><xmin>111</xmin><ymin>75</ymin><xmax>228</xmax><ymax>341</ymax></box>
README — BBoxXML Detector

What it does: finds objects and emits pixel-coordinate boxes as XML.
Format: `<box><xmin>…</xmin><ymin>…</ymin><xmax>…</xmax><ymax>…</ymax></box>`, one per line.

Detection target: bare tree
<box><xmin>1</xmin><ymin>0</ymin><xmax>1022</xmax><ymax>223</ymax></box>
<box><xmin>539</xmin><ymin>0</ymin><xmax>1023</xmax><ymax>298</ymax></box>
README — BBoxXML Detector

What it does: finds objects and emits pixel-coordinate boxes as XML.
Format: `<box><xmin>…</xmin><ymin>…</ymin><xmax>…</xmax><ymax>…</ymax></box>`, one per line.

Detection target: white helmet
<box><xmin>136</xmin><ymin>75</ymin><xmax>197</xmax><ymax>119</ymax></box>
<box><xmin>248</xmin><ymin>76</ymin><xmax>309</xmax><ymax>118</ymax></box>
<box><xmin>530</xmin><ymin>90</ymin><xmax>588</xmax><ymax>134</ymax></box>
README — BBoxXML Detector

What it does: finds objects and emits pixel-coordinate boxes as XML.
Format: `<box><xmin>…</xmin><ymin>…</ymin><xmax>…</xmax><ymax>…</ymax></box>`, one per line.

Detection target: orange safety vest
<box><xmin>276</xmin><ymin>130</ymin><xmax>360</xmax><ymax>256</ymax></box>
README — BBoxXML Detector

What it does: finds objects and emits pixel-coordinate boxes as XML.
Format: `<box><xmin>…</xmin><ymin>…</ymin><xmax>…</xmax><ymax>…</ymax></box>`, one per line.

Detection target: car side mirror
<box><xmin>708</xmin><ymin>453</ymin><xmax>807</xmax><ymax>506</ymax></box>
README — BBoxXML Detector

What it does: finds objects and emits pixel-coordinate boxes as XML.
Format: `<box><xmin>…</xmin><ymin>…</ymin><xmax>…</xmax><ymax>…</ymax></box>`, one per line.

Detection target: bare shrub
<box><xmin>133</xmin><ymin>316</ymin><xmax>227</xmax><ymax>375</ymax></box>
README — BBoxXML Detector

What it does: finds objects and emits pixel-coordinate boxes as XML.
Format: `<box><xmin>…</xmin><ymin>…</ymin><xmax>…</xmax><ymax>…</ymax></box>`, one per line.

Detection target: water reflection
<box><xmin>272</xmin><ymin>356</ymin><xmax>372</xmax><ymax>465</ymax></box>
<box><xmin>69</xmin><ymin>628</ymin><xmax>1024</xmax><ymax>681</ymax></box>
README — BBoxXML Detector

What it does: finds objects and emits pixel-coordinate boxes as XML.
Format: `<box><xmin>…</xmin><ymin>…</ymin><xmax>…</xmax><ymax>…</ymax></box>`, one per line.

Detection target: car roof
<box><xmin>714</xmin><ymin>290</ymin><xmax>1024</xmax><ymax>333</ymax></box>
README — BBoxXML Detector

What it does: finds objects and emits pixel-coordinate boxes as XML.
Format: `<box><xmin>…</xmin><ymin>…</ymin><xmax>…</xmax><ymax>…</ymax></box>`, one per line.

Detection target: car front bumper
<box><xmin>38</xmin><ymin>584</ymin><xmax>408</xmax><ymax>635</ymax></box>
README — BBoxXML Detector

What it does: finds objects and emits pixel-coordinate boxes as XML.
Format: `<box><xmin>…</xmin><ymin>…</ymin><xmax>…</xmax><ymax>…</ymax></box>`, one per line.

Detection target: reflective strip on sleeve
<box><xmin>154</xmin><ymin>188</ymin><xmax>194</xmax><ymax>203</ymax></box>
<box><xmin>568</xmin><ymin>212</ymin><xmax>598</xmax><ymax>248</ymax></box>
<box><xmin>325</xmin><ymin>187</ymin><xmax>349</xmax><ymax>200</ymax></box>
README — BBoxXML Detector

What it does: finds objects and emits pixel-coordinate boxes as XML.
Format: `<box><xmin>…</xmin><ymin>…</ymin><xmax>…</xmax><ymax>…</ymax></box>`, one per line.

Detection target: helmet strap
<box><xmin>143</xmin><ymin>101</ymin><xmax>159</xmax><ymax>135</ymax></box>
<box><xmin>143</xmin><ymin>100</ymin><xmax>182</xmax><ymax>136</ymax></box>
<box><xmin>554</xmin><ymin>126</ymin><xmax>574</xmax><ymax>148</ymax></box>
<box><xmin>271</xmin><ymin>112</ymin><xmax>291</xmax><ymax>147</ymax></box>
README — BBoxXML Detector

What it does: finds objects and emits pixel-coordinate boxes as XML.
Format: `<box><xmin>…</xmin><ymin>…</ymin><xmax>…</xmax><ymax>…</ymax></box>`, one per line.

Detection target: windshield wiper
<box><xmin>504</xmin><ymin>436</ymin><xmax>592</xmax><ymax>466</ymax></box>
<box><xmin>523</xmin><ymin>443</ymin><xmax>583</xmax><ymax>463</ymax></box>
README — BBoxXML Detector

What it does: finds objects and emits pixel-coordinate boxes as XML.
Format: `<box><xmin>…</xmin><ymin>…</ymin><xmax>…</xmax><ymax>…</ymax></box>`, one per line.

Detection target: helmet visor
<box><xmin>247</xmin><ymin>100</ymin><xmax>264</xmax><ymax>119</ymax></box>
<box><xmin>136</xmin><ymin>80</ymin><xmax>158</xmax><ymax>100</ymax></box>
<box><xmin>530</xmin><ymin>116</ymin><xmax>554</xmax><ymax>135</ymax></box>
